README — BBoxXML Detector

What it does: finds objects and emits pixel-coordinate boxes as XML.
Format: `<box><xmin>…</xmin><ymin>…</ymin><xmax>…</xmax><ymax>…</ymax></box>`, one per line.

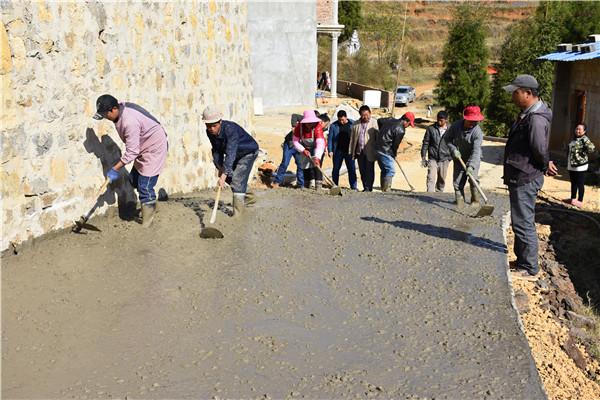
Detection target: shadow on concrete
<box><xmin>170</xmin><ymin>195</ymin><xmax>232</xmax><ymax>231</ymax></box>
<box><xmin>361</xmin><ymin>216</ymin><xmax>507</xmax><ymax>253</ymax></box>
<box><xmin>83</xmin><ymin>128</ymin><xmax>137</xmax><ymax>220</ymax></box>
<box><xmin>388</xmin><ymin>191</ymin><xmax>466</xmax><ymax>216</ymax></box>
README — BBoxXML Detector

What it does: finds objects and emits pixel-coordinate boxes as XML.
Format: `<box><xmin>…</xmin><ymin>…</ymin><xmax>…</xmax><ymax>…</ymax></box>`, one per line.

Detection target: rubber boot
<box><xmin>454</xmin><ymin>190</ymin><xmax>465</xmax><ymax>209</ymax></box>
<box><xmin>245</xmin><ymin>191</ymin><xmax>256</xmax><ymax>207</ymax></box>
<box><xmin>381</xmin><ymin>177</ymin><xmax>392</xmax><ymax>192</ymax></box>
<box><xmin>315</xmin><ymin>180</ymin><xmax>323</xmax><ymax>191</ymax></box>
<box><xmin>470</xmin><ymin>185</ymin><xmax>480</xmax><ymax>208</ymax></box>
<box><xmin>309</xmin><ymin>179</ymin><xmax>316</xmax><ymax>190</ymax></box>
<box><xmin>232</xmin><ymin>193</ymin><xmax>245</xmax><ymax>217</ymax></box>
<box><xmin>141</xmin><ymin>202</ymin><xmax>156</xmax><ymax>227</ymax></box>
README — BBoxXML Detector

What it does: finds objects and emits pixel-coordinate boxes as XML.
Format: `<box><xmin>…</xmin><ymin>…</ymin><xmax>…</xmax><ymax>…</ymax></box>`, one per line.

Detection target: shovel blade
<box><xmin>329</xmin><ymin>186</ymin><xmax>342</xmax><ymax>196</ymax></box>
<box><xmin>199</xmin><ymin>227</ymin><xmax>224</xmax><ymax>239</ymax></box>
<box><xmin>475</xmin><ymin>205</ymin><xmax>494</xmax><ymax>218</ymax></box>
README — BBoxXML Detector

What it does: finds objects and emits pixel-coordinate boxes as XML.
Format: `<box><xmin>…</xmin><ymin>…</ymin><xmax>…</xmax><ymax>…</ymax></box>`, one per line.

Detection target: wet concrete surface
<box><xmin>1</xmin><ymin>189</ymin><xmax>545</xmax><ymax>399</ymax></box>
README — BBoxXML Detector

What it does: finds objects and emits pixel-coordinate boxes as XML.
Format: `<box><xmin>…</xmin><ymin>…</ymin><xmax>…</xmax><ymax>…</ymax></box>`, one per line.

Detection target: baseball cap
<box><xmin>93</xmin><ymin>94</ymin><xmax>118</xmax><ymax>120</ymax></box>
<box><xmin>503</xmin><ymin>74</ymin><xmax>539</xmax><ymax>93</ymax></box>
<box><xmin>402</xmin><ymin>112</ymin><xmax>415</xmax><ymax>127</ymax></box>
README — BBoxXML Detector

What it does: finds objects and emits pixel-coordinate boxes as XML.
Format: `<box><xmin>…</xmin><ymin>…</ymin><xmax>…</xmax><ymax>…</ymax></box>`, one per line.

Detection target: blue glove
<box><xmin>107</xmin><ymin>168</ymin><xmax>119</xmax><ymax>183</ymax></box>
<box><xmin>452</xmin><ymin>149</ymin><xmax>461</xmax><ymax>160</ymax></box>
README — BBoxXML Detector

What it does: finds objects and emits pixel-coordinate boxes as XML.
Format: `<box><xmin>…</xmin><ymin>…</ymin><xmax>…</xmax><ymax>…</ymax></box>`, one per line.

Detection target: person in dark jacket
<box><xmin>203</xmin><ymin>106</ymin><xmax>259</xmax><ymax>216</ymax></box>
<box><xmin>328</xmin><ymin>110</ymin><xmax>357</xmax><ymax>189</ymax></box>
<box><xmin>421</xmin><ymin>111</ymin><xmax>451</xmax><ymax>192</ymax></box>
<box><xmin>272</xmin><ymin>114</ymin><xmax>304</xmax><ymax>188</ymax></box>
<box><xmin>375</xmin><ymin>112</ymin><xmax>415</xmax><ymax>192</ymax></box>
<box><xmin>503</xmin><ymin>74</ymin><xmax>557</xmax><ymax>280</ymax></box>
<box><xmin>446</xmin><ymin>105</ymin><xmax>485</xmax><ymax>207</ymax></box>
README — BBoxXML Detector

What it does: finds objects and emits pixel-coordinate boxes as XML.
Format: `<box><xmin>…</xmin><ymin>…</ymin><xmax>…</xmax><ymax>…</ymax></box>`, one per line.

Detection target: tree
<box><xmin>360</xmin><ymin>13</ymin><xmax>403</xmax><ymax>65</ymax></box>
<box><xmin>435</xmin><ymin>4</ymin><xmax>490</xmax><ymax>120</ymax></box>
<box><xmin>486</xmin><ymin>1</ymin><xmax>600</xmax><ymax>136</ymax></box>
<box><xmin>339</xmin><ymin>1</ymin><xmax>362</xmax><ymax>41</ymax></box>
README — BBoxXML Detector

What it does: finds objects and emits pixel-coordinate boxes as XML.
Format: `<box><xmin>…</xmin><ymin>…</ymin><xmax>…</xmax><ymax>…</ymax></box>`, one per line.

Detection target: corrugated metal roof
<box><xmin>538</xmin><ymin>49</ymin><xmax>600</xmax><ymax>62</ymax></box>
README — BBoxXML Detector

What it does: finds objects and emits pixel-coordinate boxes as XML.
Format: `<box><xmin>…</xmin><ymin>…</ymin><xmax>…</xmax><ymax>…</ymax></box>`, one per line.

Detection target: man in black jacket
<box><xmin>503</xmin><ymin>74</ymin><xmax>557</xmax><ymax>280</ymax></box>
<box><xmin>376</xmin><ymin>112</ymin><xmax>414</xmax><ymax>191</ymax></box>
<box><xmin>203</xmin><ymin>106</ymin><xmax>259</xmax><ymax>216</ymax></box>
<box><xmin>421</xmin><ymin>111</ymin><xmax>451</xmax><ymax>192</ymax></box>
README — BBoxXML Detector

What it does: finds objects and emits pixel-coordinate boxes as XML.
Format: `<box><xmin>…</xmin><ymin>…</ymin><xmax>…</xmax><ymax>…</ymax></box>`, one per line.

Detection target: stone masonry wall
<box><xmin>316</xmin><ymin>0</ymin><xmax>333</xmax><ymax>25</ymax></box>
<box><xmin>0</xmin><ymin>1</ymin><xmax>253</xmax><ymax>250</ymax></box>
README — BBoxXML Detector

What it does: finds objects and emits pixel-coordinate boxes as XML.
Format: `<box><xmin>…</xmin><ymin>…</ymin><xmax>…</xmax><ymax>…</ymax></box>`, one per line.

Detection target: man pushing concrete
<box><xmin>203</xmin><ymin>106</ymin><xmax>259</xmax><ymax>216</ymax></box>
<box><xmin>445</xmin><ymin>105</ymin><xmax>484</xmax><ymax>207</ymax></box>
<box><xmin>375</xmin><ymin>112</ymin><xmax>414</xmax><ymax>191</ymax></box>
<box><xmin>93</xmin><ymin>94</ymin><xmax>168</xmax><ymax>227</ymax></box>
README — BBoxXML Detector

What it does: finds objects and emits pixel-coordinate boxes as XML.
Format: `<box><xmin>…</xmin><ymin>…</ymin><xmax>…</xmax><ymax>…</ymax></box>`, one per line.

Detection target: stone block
<box><xmin>40</xmin><ymin>191</ymin><xmax>58</xmax><ymax>209</ymax></box>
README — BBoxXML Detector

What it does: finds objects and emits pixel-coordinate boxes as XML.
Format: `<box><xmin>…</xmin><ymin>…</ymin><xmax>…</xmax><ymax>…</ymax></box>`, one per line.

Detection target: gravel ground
<box><xmin>2</xmin><ymin>188</ymin><xmax>545</xmax><ymax>399</ymax></box>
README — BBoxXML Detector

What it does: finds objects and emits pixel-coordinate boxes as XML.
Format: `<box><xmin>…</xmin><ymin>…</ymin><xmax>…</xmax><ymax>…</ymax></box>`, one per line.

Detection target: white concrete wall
<box><xmin>247</xmin><ymin>1</ymin><xmax>317</xmax><ymax>108</ymax></box>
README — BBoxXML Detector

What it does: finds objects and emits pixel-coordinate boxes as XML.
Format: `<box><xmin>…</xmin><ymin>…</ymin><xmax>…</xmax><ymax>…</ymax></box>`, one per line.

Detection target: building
<box><xmin>538</xmin><ymin>34</ymin><xmax>600</xmax><ymax>158</ymax></box>
<box><xmin>316</xmin><ymin>0</ymin><xmax>344</xmax><ymax>98</ymax></box>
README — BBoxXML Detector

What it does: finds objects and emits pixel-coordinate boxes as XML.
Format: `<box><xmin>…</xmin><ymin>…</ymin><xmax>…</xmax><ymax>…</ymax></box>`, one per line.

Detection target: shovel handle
<box><xmin>96</xmin><ymin>178</ymin><xmax>110</xmax><ymax>196</ymax></box>
<box><xmin>209</xmin><ymin>185</ymin><xmax>221</xmax><ymax>224</ymax></box>
<box><xmin>393</xmin><ymin>158</ymin><xmax>415</xmax><ymax>191</ymax></box>
<box><xmin>308</xmin><ymin>157</ymin><xmax>337</xmax><ymax>188</ymax></box>
<box><xmin>456</xmin><ymin>157</ymin><xmax>489</xmax><ymax>203</ymax></box>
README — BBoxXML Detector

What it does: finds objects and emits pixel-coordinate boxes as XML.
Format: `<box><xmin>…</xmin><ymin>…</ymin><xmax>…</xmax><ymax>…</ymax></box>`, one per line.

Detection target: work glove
<box><xmin>421</xmin><ymin>159</ymin><xmax>429</xmax><ymax>168</ymax></box>
<box><xmin>452</xmin><ymin>149</ymin><xmax>461</xmax><ymax>160</ymax></box>
<box><xmin>466</xmin><ymin>165</ymin><xmax>475</xmax><ymax>176</ymax></box>
<box><xmin>312</xmin><ymin>157</ymin><xmax>321</xmax><ymax>167</ymax></box>
<box><xmin>303</xmin><ymin>149</ymin><xmax>311</xmax><ymax>158</ymax></box>
<box><xmin>107</xmin><ymin>168</ymin><xmax>119</xmax><ymax>183</ymax></box>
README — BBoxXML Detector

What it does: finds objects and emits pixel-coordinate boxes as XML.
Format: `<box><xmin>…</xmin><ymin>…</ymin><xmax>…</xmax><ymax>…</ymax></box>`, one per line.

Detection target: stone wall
<box><xmin>0</xmin><ymin>1</ymin><xmax>254</xmax><ymax>250</ymax></box>
<box><xmin>247</xmin><ymin>2</ymin><xmax>316</xmax><ymax>108</ymax></box>
<box><xmin>549</xmin><ymin>59</ymin><xmax>600</xmax><ymax>157</ymax></box>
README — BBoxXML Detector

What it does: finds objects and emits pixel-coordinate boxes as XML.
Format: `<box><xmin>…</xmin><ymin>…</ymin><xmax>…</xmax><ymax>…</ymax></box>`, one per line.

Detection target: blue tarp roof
<box><xmin>538</xmin><ymin>49</ymin><xmax>600</xmax><ymax>62</ymax></box>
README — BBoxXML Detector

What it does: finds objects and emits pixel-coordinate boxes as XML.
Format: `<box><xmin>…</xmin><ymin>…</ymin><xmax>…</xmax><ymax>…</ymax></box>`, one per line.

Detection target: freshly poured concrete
<box><xmin>1</xmin><ymin>189</ymin><xmax>545</xmax><ymax>399</ymax></box>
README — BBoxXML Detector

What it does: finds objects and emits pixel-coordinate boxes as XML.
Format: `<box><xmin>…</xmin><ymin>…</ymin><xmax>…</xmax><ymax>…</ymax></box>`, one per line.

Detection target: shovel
<box><xmin>72</xmin><ymin>178</ymin><xmax>109</xmax><ymax>233</ymax></box>
<box><xmin>310</xmin><ymin>158</ymin><xmax>342</xmax><ymax>196</ymax></box>
<box><xmin>199</xmin><ymin>185</ymin><xmax>224</xmax><ymax>239</ymax></box>
<box><xmin>393</xmin><ymin>158</ymin><xmax>415</xmax><ymax>191</ymax></box>
<box><xmin>456</xmin><ymin>157</ymin><xmax>494</xmax><ymax>217</ymax></box>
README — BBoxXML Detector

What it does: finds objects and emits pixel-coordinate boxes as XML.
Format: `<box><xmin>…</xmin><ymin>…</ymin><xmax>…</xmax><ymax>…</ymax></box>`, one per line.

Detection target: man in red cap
<box><xmin>375</xmin><ymin>112</ymin><xmax>414</xmax><ymax>192</ymax></box>
<box><xmin>445</xmin><ymin>105</ymin><xmax>485</xmax><ymax>207</ymax></box>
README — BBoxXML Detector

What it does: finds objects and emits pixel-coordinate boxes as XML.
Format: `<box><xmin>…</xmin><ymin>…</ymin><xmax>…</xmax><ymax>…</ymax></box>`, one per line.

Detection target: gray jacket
<box><xmin>445</xmin><ymin>119</ymin><xmax>483</xmax><ymax>170</ymax></box>
<box><xmin>421</xmin><ymin>123</ymin><xmax>452</xmax><ymax>162</ymax></box>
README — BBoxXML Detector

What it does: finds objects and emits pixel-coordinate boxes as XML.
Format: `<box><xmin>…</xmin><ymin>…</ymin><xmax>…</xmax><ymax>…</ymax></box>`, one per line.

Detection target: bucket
<box><xmin>363</xmin><ymin>90</ymin><xmax>381</xmax><ymax>108</ymax></box>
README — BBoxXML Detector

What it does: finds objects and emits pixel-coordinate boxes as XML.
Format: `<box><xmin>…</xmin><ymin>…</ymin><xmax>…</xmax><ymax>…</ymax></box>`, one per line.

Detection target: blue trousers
<box><xmin>332</xmin><ymin>151</ymin><xmax>357</xmax><ymax>189</ymax></box>
<box><xmin>274</xmin><ymin>145</ymin><xmax>304</xmax><ymax>186</ymax></box>
<box><xmin>509</xmin><ymin>175</ymin><xmax>543</xmax><ymax>275</ymax></box>
<box><xmin>129</xmin><ymin>167</ymin><xmax>159</xmax><ymax>204</ymax></box>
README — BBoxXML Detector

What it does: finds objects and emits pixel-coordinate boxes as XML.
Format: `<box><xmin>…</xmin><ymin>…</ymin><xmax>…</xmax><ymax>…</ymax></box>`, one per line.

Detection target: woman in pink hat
<box><xmin>445</xmin><ymin>105</ymin><xmax>485</xmax><ymax>208</ymax></box>
<box><xmin>293</xmin><ymin>110</ymin><xmax>325</xmax><ymax>190</ymax></box>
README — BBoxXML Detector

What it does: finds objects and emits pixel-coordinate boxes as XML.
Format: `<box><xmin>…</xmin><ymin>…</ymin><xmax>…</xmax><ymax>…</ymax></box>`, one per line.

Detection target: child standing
<box><xmin>566</xmin><ymin>123</ymin><xmax>596</xmax><ymax>208</ymax></box>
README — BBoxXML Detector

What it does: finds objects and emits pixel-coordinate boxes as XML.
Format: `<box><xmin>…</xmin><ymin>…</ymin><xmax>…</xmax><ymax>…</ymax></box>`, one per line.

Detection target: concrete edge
<box><xmin>501</xmin><ymin>210</ymin><xmax>549</xmax><ymax>399</ymax></box>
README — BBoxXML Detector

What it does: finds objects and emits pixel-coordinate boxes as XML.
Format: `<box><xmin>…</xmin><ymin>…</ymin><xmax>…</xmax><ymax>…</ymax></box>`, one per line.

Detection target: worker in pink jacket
<box><xmin>93</xmin><ymin>94</ymin><xmax>168</xmax><ymax>227</ymax></box>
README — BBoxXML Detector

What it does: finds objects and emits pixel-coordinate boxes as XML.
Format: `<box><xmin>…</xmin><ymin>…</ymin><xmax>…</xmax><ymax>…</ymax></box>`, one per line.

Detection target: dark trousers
<box><xmin>569</xmin><ymin>170</ymin><xmax>586</xmax><ymax>201</ymax></box>
<box><xmin>357</xmin><ymin>152</ymin><xmax>375</xmax><ymax>191</ymax></box>
<box><xmin>508</xmin><ymin>175</ymin><xmax>543</xmax><ymax>275</ymax></box>
<box><xmin>332</xmin><ymin>151</ymin><xmax>357</xmax><ymax>189</ymax></box>
<box><xmin>302</xmin><ymin>167</ymin><xmax>323</xmax><ymax>187</ymax></box>
<box><xmin>226</xmin><ymin>151</ymin><xmax>258</xmax><ymax>194</ymax></box>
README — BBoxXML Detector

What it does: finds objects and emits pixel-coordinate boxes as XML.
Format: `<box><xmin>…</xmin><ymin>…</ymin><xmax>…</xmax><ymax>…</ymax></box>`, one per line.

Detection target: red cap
<box><xmin>463</xmin><ymin>105</ymin><xmax>485</xmax><ymax>121</ymax></box>
<box><xmin>403</xmin><ymin>112</ymin><xmax>415</xmax><ymax>127</ymax></box>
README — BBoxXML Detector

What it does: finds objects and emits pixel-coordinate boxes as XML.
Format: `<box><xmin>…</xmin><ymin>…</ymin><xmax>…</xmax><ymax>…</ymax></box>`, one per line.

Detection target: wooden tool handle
<box><xmin>394</xmin><ymin>158</ymin><xmax>415</xmax><ymax>191</ymax></box>
<box><xmin>96</xmin><ymin>178</ymin><xmax>110</xmax><ymax>196</ymax></box>
<box><xmin>209</xmin><ymin>185</ymin><xmax>222</xmax><ymax>224</ymax></box>
<box><xmin>456</xmin><ymin>157</ymin><xmax>489</xmax><ymax>203</ymax></box>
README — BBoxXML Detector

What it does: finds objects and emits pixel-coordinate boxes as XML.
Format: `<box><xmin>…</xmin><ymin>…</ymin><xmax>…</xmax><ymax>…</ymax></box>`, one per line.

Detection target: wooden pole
<box><xmin>391</xmin><ymin>2</ymin><xmax>409</xmax><ymax>117</ymax></box>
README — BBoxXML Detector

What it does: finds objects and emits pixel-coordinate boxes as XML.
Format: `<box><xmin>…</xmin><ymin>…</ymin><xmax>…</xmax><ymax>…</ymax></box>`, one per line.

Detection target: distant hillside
<box><xmin>321</xmin><ymin>1</ymin><xmax>537</xmax><ymax>89</ymax></box>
